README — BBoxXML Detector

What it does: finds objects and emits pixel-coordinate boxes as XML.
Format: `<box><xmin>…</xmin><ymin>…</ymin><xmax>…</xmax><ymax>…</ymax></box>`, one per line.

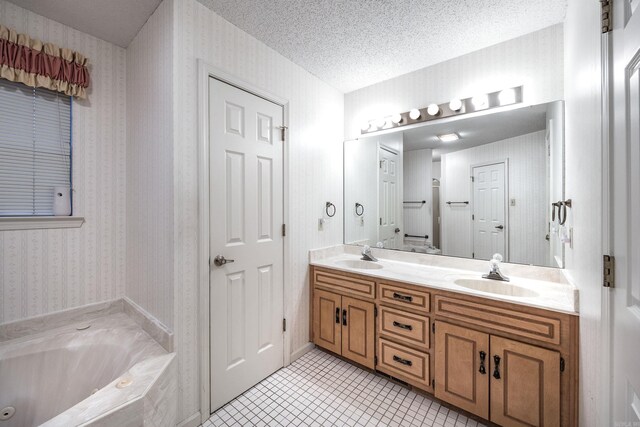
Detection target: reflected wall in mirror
<box><xmin>344</xmin><ymin>101</ymin><xmax>565</xmax><ymax>268</ymax></box>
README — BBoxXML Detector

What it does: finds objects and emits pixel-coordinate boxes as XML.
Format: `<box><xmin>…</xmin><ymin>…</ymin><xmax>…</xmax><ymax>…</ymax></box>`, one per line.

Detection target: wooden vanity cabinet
<box><xmin>434</xmin><ymin>321</ymin><xmax>489</xmax><ymax>419</ymax></box>
<box><xmin>435</xmin><ymin>321</ymin><xmax>561</xmax><ymax>426</ymax></box>
<box><xmin>489</xmin><ymin>335</ymin><xmax>561</xmax><ymax>427</ymax></box>
<box><xmin>312</xmin><ymin>275</ymin><xmax>376</xmax><ymax>369</ymax></box>
<box><xmin>310</xmin><ymin>266</ymin><xmax>578</xmax><ymax>427</ymax></box>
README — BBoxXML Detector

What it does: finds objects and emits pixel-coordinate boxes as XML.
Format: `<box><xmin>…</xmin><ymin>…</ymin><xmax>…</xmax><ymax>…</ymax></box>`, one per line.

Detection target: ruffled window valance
<box><xmin>0</xmin><ymin>24</ymin><xmax>90</xmax><ymax>99</ymax></box>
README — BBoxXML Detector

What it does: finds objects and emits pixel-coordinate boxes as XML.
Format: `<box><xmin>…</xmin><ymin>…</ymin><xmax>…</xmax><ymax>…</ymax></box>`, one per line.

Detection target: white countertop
<box><xmin>310</xmin><ymin>245</ymin><xmax>578</xmax><ymax>315</ymax></box>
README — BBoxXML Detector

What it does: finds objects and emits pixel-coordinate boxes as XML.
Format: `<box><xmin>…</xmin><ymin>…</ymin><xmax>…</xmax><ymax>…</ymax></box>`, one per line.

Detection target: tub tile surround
<box><xmin>310</xmin><ymin>245</ymin><xmax>578</xmax><ymax>314</ymax></box>
<box><xmin>0</xmin><ymin>306</ymin><xmax>176</xmax><ymax>426</ymax></box>
<box><xmin>0</xmin><ymin>298</ymin><xmax>174</xmax><ymax>350</ymax></box>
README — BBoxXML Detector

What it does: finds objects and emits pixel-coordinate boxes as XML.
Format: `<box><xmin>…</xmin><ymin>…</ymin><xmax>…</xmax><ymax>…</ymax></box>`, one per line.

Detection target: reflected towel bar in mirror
<box><xmin>446</xmin><ymin>201</ymin><xmax>469</xmax><ymax>205</ymax></box>
<box><xmin>403</xmin><ymin>200</ymin><xmax>426</xmax><ymax>204</ymax></box>
<box><xmin>405</xmin><ymin>234</ymin><xmax>428</xmax><ymax>239</ymax></box>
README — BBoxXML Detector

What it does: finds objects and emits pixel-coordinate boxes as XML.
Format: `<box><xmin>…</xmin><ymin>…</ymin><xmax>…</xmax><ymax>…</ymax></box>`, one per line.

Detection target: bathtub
<box><xmin>0</xmin><ymin>303</ymin><xmax>176</xmax><ymax>426</ymax></box>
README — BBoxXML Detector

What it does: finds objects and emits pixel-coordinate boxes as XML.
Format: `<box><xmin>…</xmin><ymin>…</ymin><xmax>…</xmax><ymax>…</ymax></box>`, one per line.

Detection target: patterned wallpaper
<box><xmin>344</xmin><ymin>24</ymin><xmax>565</xmax><ymax>140</ymax></box>
<box><xmin>0</xmin><ymin>0</ymin><xmax>127</xmax><ymax>324</ymax></box>
<box><xmin>171</xmin><ymin>0</ymin><xmax>344</xmax><ymax>421</ymax></box>
<box><xmin>126</xmin><ymin>0</ymin><xmax>175</xmax><ymax>330</ymax></box>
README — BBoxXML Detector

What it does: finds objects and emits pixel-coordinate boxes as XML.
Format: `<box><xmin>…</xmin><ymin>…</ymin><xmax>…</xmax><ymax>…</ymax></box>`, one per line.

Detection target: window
<box><xmin>0</xmin><ymin>79</ymin><xmax>71</xmax><ymax>216</ymax></box>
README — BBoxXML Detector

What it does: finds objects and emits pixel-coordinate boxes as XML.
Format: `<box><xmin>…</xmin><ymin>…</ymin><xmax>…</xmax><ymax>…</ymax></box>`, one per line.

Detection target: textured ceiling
<box><xmin>5</xmin><ymin>0</ymin><xmax>162</xmax><ymax>48</ymax></box>
<box><xmin>197</xmin><ymin>0</ymin><xmax>567</xmax><ymax>93</ymax></box>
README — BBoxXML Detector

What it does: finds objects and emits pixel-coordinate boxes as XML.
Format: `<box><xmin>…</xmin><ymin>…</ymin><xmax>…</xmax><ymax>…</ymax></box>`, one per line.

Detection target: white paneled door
<box><xmin>378</xmin><ymin>147</ymin><xmax>400</xmax><ymax>249</ymax></box>
<box><xmin>472</xmin><ymin>162</ymin><xmax>506</xmax><ymax>260</ymax></box>
<box><xmin>611</xmin><ymin>1</ymin><xmax>640</xmax><ymax>424</ymax></box>
<box><xmin>209</xmin><ymin>78</ymin><xmax>284</xmax><ymax>411</ymax></box>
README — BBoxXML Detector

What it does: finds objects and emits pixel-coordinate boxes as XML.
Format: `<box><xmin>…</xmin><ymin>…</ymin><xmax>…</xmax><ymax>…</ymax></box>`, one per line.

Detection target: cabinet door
<box><xmin>312</xmin><ymin>289</ymin><xmax>342</xmax><ymax>355</ymax></box>
<box><xmin>490</xmin><ymin>336</ymin><xmax>560</xmax><ymax>427</ymax></box>
<box><xmin>341</xmin><ymin>296</ymin><xmax>375</xmax><ymax>369</ymax></box>
<box><xmin>435</xmin><ymin>321</ymin><xmax>489</xmax><ymax>419</ymax></box>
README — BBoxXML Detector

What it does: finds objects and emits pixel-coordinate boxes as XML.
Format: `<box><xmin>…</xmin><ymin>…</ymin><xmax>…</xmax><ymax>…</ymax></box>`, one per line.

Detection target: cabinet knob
<box><xmin>335</xmin><ymin>307</ymin><xmax>340</xmax><ymax>324</ymax></box>
<box><xmin>479</xmin><ymin>351</ymin><xmax>487</xmax><ymax>375</ymax></box>
<box><xmin>393</xmin><ymin>355</ymin><xmax>413</xmax><ymax>366</ymax></box>
<box><xmin>493</xmin><ymin>355</ymin><xmax>501</xmax><ymax>379</ymax></box>
<box><xmin>342</xmin><ymin>309</ymin><xmax>347</xmax><ymax>326</ymax></box>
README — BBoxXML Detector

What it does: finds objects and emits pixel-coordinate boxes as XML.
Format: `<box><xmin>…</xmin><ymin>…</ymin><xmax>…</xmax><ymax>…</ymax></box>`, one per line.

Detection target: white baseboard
<box><xmin>291</xmin><ymin>342</ymin><xmax>315</xmax><ymax>362</ymax></box>
<box><xmin>176</xmin><ymin>411</ymin><xmax>202</xmax><ymax>427</ymax></box>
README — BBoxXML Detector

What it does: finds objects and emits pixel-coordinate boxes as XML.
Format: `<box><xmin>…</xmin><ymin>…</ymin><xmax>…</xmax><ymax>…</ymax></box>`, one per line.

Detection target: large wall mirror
<box><xmin>344</xmin><ymin>101</ymin><xmax>565</xmax><ymax>268</ymax></box>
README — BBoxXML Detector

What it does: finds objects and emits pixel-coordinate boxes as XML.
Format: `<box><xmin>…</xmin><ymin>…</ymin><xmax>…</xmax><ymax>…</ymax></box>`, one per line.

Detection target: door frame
<box><xmin>197</xmin><ymin>60</ymin><xmax>291</xmax><ymax>423</ymax></box>
<box><xmin>470</xmin><ymin>159</ymin><xmax>510</xmax><ymax>261</ymax></box>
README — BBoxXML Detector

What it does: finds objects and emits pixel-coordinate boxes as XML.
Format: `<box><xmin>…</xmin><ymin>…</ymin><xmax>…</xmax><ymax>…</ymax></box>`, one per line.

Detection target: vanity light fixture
<box><xmin>359</xmin><ymin>86</ymin><xmax>523</xmax><ymax>134</ymax></box>
<box><xmin>438</xmin><ymin>133</ymin><xmax>460</xmax><ymax>143</ymax></box>
<box><xmin>498</xmin><ymin>88</ymin><xmax>517</xmax><ymax>105</ymax></box>
<box><xmin>472</xmin><ymin>94</ymin><xmax>489</xmax><ymax>110</ymax></box>
<box><xmin>449</xmin><ymin>98</ymin><xmax>463</xmax><ymax>112</ymax></box>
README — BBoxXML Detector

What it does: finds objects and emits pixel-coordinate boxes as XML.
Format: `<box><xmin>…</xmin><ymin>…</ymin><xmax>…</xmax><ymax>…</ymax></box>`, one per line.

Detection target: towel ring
<box><xmin>325</xmin><ymin>202</ymin><xmax>336</xmax><ymax>218</ymax></box>
<box><xmin>355</xmin><ymin>203</ymin><xmax>364</xmax><ymax>217</ymax></box>
<box><xmin>552</xmin><ymin>199</ymin><xmax>572</xmax><ymax>225</ymax></box>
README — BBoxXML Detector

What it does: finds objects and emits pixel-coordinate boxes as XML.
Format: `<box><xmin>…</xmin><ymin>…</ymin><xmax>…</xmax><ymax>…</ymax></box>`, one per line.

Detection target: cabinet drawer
<box><xmin>378</xmin><ymin>282</ymin><xmax>430</xmax><ymax>312</ymax></box>
<box><xmin>314</xmin><ymin>269</ymin><xmax>375</xmax><ymax>299</ymax></box>
<box><xmin>378</xmin><ymin>306</ymin><xmax>430</xmax><ymax>349</ymax></box>
<box><xmin>434</xmin><ymin>295</ymin><xmax>562</xmax><ymax>345</ymax></box>
<box><xmin>377</xmin><ymin>338</ymin><xmax>430</xmax><ymax>389</ymax></box>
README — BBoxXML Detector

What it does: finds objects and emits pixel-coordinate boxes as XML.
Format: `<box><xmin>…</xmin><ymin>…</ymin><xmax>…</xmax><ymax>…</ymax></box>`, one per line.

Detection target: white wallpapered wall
<box><xmin>344</xmin><ymin>24</ymin><xmax>565</xmax><ymax>140</ymax></box>
<box><xmin>172</xmin><ymin>0</ymin><xmax>345</xmax><ymax>421</ymax></box>
<box><xmin>0</xmin><ymin>0</ymin><xmax>127</xmax><ymax>324</ymax></box>
<box><xmin>440</xmin><ymin>131</ymin><xmax>549</xmax><ymax>266</ymax></box>
<box><xmin>563</xmin><ymin>0</ymin><xmax>604</xmax><ymax>425</ymax></box>
<box><xmin>126</xmin><ymin>0</ymin><xmax>175</xmax><ymax>330</ymax></box>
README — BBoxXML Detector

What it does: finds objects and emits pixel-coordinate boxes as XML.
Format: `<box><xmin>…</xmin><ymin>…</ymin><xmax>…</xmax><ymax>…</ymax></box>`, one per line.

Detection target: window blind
<box><xmin>0</xmin><ymin>79</ymin><xmax>71</xmax><ymax>216</ymax></box>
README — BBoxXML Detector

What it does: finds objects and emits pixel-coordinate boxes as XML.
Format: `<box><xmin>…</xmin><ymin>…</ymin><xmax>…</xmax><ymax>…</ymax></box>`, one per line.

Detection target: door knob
<box><xmin>213</xmin><ymin>255</ymin><xmax>235</xmax><ymax>267</ymax></box>
<box><xmin>495</xmin><ymin>225</ymin><xmax>504</xmax><ymax>230</ymax></box>
<box><xmin>395</xmin><ymin>228</ymin><xmax>401</xmax><ymax>233</ymax></box>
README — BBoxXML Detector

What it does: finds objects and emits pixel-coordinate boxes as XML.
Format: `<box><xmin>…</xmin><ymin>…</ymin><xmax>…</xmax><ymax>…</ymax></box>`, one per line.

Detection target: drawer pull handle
<box><xmin>493</xmin><ymin>355</ymin><xmax>501</xmax><ymax>379</ymax></box>
<box><xmin>393</xmin><ymin>292</ymin><xmax>413</xmax><ymax>302</ymax></box>
<box><xmin>342</xmin><ymin>309</ymin><xmax>347</xmax><ymax>326</ymax></box>
<box><xmin>335</xmin><ymin>307</ymin><xmax>340</xmax><ymax>324</ymax></box>
<box><xmin>479</xmin><ymin>351</ymin><xmax>486</xmax><ymax>375</ymax></box>
<box><xmin>393</xmin><ymin>355</ymin><xmax>413</xmax><ymax>366</ymax></box>
<box><xmin>392</xmin><ymin>321</ymin><xmax>413</xmax><ymax>331</ymax></box>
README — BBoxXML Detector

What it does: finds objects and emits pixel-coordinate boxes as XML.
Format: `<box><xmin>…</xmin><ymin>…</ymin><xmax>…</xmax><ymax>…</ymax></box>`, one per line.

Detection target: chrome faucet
<box><xmin>361</xmin><ymin>245</ymin><xmax>378</xmax><ymax>262</ymax></box>
<box><xmin>482</xmin><ymin>253</ymin><xmax>510</xmax><ymax>282</ymax></box>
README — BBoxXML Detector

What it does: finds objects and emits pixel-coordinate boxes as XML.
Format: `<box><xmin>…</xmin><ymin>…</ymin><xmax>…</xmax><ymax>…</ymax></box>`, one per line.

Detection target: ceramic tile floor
<box><xmin>201</xmin><ymin>348</ymin><xmax>486</xmax><ymax>427</ymax></box>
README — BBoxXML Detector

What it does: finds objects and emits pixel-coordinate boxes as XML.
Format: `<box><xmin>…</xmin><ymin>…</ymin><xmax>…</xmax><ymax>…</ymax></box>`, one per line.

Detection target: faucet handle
<box><xmin>491</xmin><ymin>253</ymin><xmax>503</xmax><ymax>262</ymax></box>
<box><xmin>362</xmin><ymin>245</ymin><xmax>371</xmax><ymax>254</ymax></box>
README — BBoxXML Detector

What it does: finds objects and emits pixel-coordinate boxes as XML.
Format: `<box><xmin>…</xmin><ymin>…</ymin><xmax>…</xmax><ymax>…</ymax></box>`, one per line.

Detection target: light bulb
<box><xmin>375</xmin><ymin>118</ymin><xmax>386</xmax><ymax>128</ymax></box>
<box><xmin>427</xmin><ymin>104</ymin><xmax>440</xmax><ymax>116</ymax></box>
<box><xmin>391</xmin><ymin>113</ymin><xmax>402</xmax><ymax>124</ymax></box>
<box><xmin>498</xmin><ymin>88</ymin><xmax>516</xmax><ymax>105</ymax></box>
<box><xmin>409</xmin><ymin>109</ymin><xmax>421</xmax><ymax>120</ymax></box>
<box><xmin>449</xmin><ymin>98</ymin><xmax>462</xmax><ymax>111</ymax></box>
<box><xmin>361</xmin><ymin>121</ymin><xmax>371</xmax><ymax>131</ymax></box>
<box><xmin>472</xmin><ymin>94</ymin><xmax>489</xmax><ymax>110</ymax></box>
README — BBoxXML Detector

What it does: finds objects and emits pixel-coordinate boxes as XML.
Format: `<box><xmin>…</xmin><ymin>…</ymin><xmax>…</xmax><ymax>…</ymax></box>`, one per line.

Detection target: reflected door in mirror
<box><xmin>472</xmin><ymin>162</ymin><xmax>506</xmax><ymax>260</ymax></box>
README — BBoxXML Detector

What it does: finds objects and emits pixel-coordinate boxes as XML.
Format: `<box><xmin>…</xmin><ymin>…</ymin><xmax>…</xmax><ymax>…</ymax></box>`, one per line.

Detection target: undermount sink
<box><xmin>453</xmin><ymin>278</ymin><xmax>539</xmax><ymax>298</ymax></box>
<box><xmin>335</xmin><ymin>259</ymin><xmax>384</xmax><ymax>270</ymax></box>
